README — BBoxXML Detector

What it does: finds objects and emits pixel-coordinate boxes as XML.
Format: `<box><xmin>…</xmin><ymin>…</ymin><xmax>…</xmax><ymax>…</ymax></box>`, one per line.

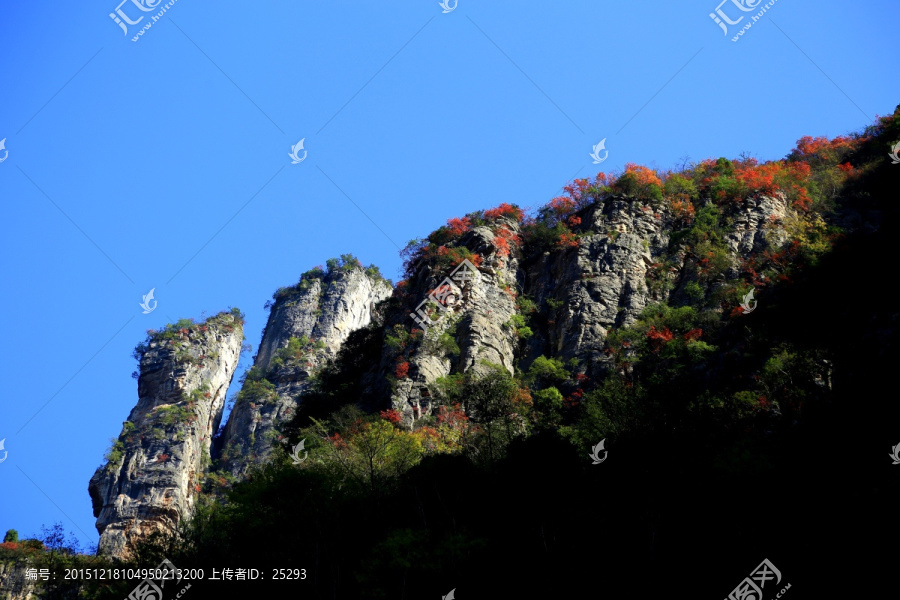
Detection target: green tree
<box><xmin>308</xmin><ymin>407</ymin><xmax>424</xmax><ymax>493</ymax></box>
<box><xmin>3</xmin><ymin>529</ymin><xmax>18</xmax><ymax>543</ymax></box>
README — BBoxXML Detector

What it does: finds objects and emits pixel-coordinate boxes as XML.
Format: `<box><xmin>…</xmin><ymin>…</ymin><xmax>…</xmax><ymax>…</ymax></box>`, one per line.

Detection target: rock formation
<box><xmin>89</xmin><ymin>310</ymin><xmax>243</xmax><ymax>559</ymax></box>
<box><xmin>215</xmin><ymin>264</ymin><xmax>392</xmax><ymax>478</ymax></box>
<box><xmin>88</xmin><ymin>189</ymin><xmax>797</xmax><ymax>558</ymax></box>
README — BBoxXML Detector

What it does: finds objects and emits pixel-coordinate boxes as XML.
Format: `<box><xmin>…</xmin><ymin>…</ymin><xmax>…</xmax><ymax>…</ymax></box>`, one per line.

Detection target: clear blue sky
<box><xmin>0</xmin><ymin>0</ymin><xmax>896</xmax><ymax>548</ymax></box>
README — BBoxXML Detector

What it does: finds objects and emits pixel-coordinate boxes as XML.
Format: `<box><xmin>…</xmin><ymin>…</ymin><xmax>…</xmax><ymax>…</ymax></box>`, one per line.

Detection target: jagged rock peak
<box><xmin>88</xmin><ymin>309</ymin><xmax>244</xmax><ymax>559</ymax></box>
<box><xmin>214</xmin><ymin>258</ymin><xmax>393</xmax><ymax>478</ymax></box>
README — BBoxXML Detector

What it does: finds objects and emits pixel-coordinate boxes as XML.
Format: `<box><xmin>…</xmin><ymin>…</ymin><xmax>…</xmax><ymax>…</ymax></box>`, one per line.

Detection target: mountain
<box><xmin>2</xmin><ymin>106</ymin><xmax>898</xmax><ymax>599</ymax></box>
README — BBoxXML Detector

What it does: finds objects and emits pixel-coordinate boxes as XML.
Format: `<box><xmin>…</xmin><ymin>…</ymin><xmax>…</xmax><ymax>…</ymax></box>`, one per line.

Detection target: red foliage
<box><xmin>446</xmin><ymin>217</ymin><xmax>471</xmax><ymax>237</ymax></box>
<box><xmin>380</xmin><ymin>409</ymin><xmax>403</xmax><ymax>425</ymax></box>
<box><xmin>735</xmin><ymin>162</ymin><xmax>780</xmax><ymax>196</ymax></box>
<box><xmin>623</xmin><ymin>163</ymin><xmax>662</xmax><ymax>187</ymax></box>
<box><xmin>395</xmin><ymin>362</ymin><xmax>410</xmax><ymax>379</ymax></box>
<box><xmin>575</xmin><ymin>373</ymin><xmax>589</xmax><ymax>384</ymax></box>
<box><xmin>563</xmin><ymin>394</ymin><xmax>581</xmax><ymax>409</ymax></box>
<box><xmin>1</xmin><ymin>542</ymin><xmax>18</xmax><ymax>551</ymax></box>
<box><xmin>549</xmin><ymin>196</ymin><xmax>576</xmax><ymax>219</ymax></box>
<box><xmin>492</xmin><ymin>225</ymin><xmax>522</xmax><ymax>258</ymax></box>
<box><xmin>670</xmin><ymin>198</ymin><xmax>695</xmax><ymax>222</ymax></box>
<box><xmin>837</xmin><ymin>162</ymin><xmax>855</xmax><ymax>175</ymax></box>
<box><xmin>791</xmin><ymin>135</ymin><xmax>856</xmax><ymax>160</ymax></box>
<box><xmin>328</xmin><ymin>432</ymin><xmax>347</xmax><ymax>449</ymax></box>
<box><xmin>646</xmin><ymin>326</ymin><xmax>673</xmax><ymax>342</ymax></box>
<box><xmin>567</xmin><ymin>216</ymin><xmax>582</xmax><ymax>228</ymax></box>
<box><xmin>556</xmin><ymin>232</ymin><xmax>579</xmax><ymax>249</ymax></box>
<box><xmin>157</xmin><ymin>454</ymin><xmax>170</xmax><ymax>462</ymax></box>
<box><xmin>512</xmin><ymin>387</ymin><xmax>533</xmax><ymax>407</ymax></box>
<box><xmin>416</xmin><ymin>425</ymin><xmax>440</xmax><ymax>440</ymax></box>
<box><xmin>730</xmin><ymin>305</ymin><xmax>747</xmax><ymax>318</ymax></box>
<box><xmin>484</xmin><ymin>203</ymin><xmax>524</xmax><ymax>221</ymax></box>
<box><xmin>646</xmin><ymin>326</ymin><xmax>673</xmax><ymax>352</ymax></box>
<box><xmin>682</xmin><ymin>328</ymin><xmax>703</xmax><ymax>341</ymax></box>
<box><xmin>758</xmin><ymin>396</ymin><xmax>770</xmax><ymax>409</ymax></box>
<box><xmin>562</xmin><ymin>177</ymin><xmax>599</xmax><ymax>208</ymax></box>
<box><xmin>436</xmin><ymin>403</ymin><xmax>469</xmax><ymax>427</ymax></box>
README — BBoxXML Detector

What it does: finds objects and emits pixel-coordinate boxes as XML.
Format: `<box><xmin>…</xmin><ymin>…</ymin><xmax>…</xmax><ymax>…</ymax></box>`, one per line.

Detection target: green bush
<box><xmin>155</xmin><ymin>405</ymin><xmax>195</xmax><ymax>426</ymax></box>
<box><xmin>533</xmin><ymin>387</ymin><xmax>564</xmax><ymax>428</ymax></box>
<box><xmin>663</xmin><ymin>173</ymin><xmax>699</xmax><ymax>201</ymax></box>
<box><xmin>526</xmin><ymin>356</ymin><xmax>570</xmax><ymax>389</ymax></box>
<box><xmin>516</xmin><ymin>296</ymin><xmax>537</xmax><ymax>314</ymax></box>
<box><xmin>437</xmin><ymin>331</ymin><xmax>461</xmax><ymax>356</ymax></box>
<box><xmin>235</xmin><ymin>377</ymin><xmax>277</xmax><ymax>405</ymax></box>
<box><xmin>103</xmin><ymin>439</ymin><xmax>125</xmax><ymax>468</ymax></box>
<box><xmin>684</xmin><ymin>281</ymin><xmax>704</xmax><ymax>302</ymax></box>
<box><xmin>269</xmin><ymin>336</ymin><xmax>313</xmax><ymax>372</ymax></box>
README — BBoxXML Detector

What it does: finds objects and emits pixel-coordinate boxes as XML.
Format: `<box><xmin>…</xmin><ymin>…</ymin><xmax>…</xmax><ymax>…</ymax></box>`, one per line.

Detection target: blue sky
<box><xmin>0</xmin><ymin>0</ymin><xmax>896</xmax><ymax>548</ymax></box>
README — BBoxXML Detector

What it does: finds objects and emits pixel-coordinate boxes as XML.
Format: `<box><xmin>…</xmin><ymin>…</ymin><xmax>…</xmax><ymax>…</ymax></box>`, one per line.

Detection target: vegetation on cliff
<box><xmin>35</xmin><ymin>106</ymin><xmax>897</xmax><ymax>599</ymax></box>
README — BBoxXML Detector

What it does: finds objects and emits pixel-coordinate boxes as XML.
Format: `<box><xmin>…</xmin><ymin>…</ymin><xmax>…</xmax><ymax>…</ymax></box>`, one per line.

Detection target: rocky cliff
<box><xmin>383</xmin><ymin>187</ymin><xmax>789</xmax><ymax>422</ymax></box>
<box><xmin>88</xmin><ymin>310</ymin><xmax>243</xmax><ymax>559</ymax></box>
<box><xmin>79</xmin><ymin>112</ymin><xmax>899</xmax><ymax>599</ymax></box>
<box><xmin>90</xmin><ymin>117</ymin><xmax>894</xmax><ymax>560</ymax></box>
<box><xmin>215</xmin><ymin>263</ymin><xmax>392</xmax><ymax>478</ymax></box>
<box><xmin>0</xmin><ymin>560</ymin><xmax>35</xmax><ymax>600</ymax></box>
<box><xmin>86</xmin><ymin>192</ymin><xmax>796</xmax><ymax>557</ymax></box>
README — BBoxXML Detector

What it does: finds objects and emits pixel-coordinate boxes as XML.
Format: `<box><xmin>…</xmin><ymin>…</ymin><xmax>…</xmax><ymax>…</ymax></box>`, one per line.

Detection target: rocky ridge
<box><xmin>91</xmin><ymin>190</ymin><xmax>794</xmax><ymax>558</ymax></box>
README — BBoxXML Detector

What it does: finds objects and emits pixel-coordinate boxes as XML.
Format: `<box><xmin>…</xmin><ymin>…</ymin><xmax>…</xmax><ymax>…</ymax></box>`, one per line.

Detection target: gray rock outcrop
<box><xmin>88</xmin><ymin>311</ymin><xmax>243</xmax><ymax>559</ymax></box>
<box><xmin>215</xmin><ymin>266</ymin><xmax>392</xmax><ymax>478</ymax></box>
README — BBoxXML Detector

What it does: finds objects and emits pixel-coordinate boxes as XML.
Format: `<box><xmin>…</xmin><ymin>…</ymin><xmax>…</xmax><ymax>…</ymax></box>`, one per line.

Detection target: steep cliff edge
<box><xmin>88</xmin><ymin>310</ymin><xmax>243</xmax><ymax>559</ymax></box>
<box><xmin>215</xmin><ymin>260</ymin><xmax>392</xmax><ymax>478</ymax></box>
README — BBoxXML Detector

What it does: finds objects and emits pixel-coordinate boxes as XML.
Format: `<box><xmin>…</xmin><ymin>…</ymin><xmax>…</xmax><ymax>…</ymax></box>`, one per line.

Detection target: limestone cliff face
<box><xmin>215</xmin><ymin>266</ymin><xmax>392</xmax><ymax>478</ymax></box>
<box><xmin>526</xmin><ymin>193</ymin><xmax>788</xmax><ymax>374</ymax></box>
<box><xmin>385</xmin><ymin>193</ymin><xmax>793</xmax><ymax>420</ymax></box>
<box><xmin>88</xmin><ymin>311</ymin><xmax>243</xmax><ymax>559</ymax></box>
<box><xmin>0</xmin><ymin>560</ymin><xmax>36</xmax><ymax>600</ymax></box>
<box><xmin>390</xmin><ymin>221</ymin><xmax>522</xmax><ymax>423</ymax></box>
